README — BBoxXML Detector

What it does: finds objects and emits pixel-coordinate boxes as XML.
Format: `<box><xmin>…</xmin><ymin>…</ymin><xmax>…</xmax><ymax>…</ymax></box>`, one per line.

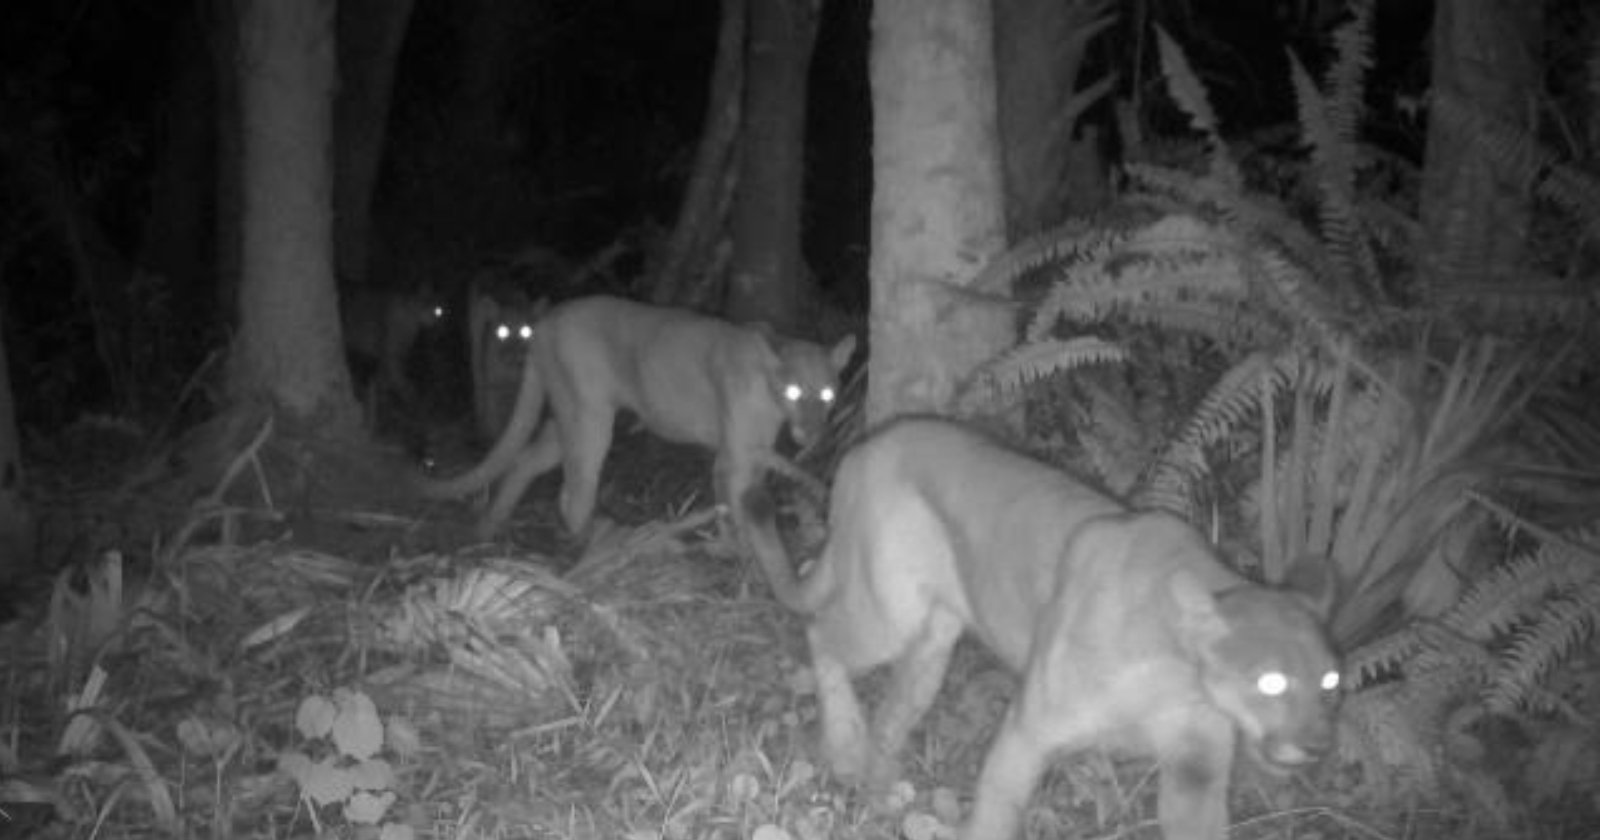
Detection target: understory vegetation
<box><xmin>5</xmin><ymin>5</ymin><xmax>1600</xmax><ymax>840</ymax></box>
<box><xmin>962</xmin><ymin>4</ymin><xmax>1600</xmax><ymax>833</ymax></box>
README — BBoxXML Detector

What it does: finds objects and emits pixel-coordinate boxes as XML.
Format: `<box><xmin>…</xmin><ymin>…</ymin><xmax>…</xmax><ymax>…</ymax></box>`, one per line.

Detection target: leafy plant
<box><xmin>278</xmin><ymin>687</ymin><xmax>417</xmax><ymax>840</ymax></box>
<box><xmin>957</xmin><ymin>0</ymin><xmax>1600</xmax><ymax>823</ymax></box>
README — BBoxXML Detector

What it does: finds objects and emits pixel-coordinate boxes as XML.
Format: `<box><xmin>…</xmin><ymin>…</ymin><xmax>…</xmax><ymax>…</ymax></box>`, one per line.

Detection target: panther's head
<box><xmin>766</xmin><ymin>333</ymin><xmax>856</xmax><ymax>447</ymax></box>
<box><xmin>1173</xmin><ymin>560</ymin><xmax>1343</xmax><ymax>774</ymax></box>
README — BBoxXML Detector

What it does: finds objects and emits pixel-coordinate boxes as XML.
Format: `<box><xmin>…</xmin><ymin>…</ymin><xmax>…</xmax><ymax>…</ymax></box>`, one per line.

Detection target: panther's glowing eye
<box><xmin>494</xmin><ymin>324</ymin><xmax>512</xmax><ymax>341</ymax></box>
<box><xmin>517</xmin><ymin>324</ymin><xmax>534</xmax><ymax>341</ymax></box>
<box><xmin>430</xmin><ymin>305</ymin><xmax>446</xmax><ymax>320</ymax></box>
<box><xmin>783</xmin><ymin>384</ymin><xmax>803</xmax><ymax>402</ymax></box>
<box><xmin>820</xmin><ymin>387</ymin><xmax>835</xmax><ymax>403</ymax></box>
<box><xmin>1256</xmin><ymin>671</ymin><xmax>1288</xmax><ymax>696</ymax></box>
<box><xmin>1320</xmin><ymin>670</ymin><xmax>1340</xmax><ymax>691</ymax></box>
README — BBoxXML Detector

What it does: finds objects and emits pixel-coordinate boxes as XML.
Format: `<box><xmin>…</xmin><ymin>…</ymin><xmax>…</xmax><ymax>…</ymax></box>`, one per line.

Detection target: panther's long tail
<box><xmin>416</xmin><ymin>348</ymin><xmax>546</xmax><ymax>499</ymax></box>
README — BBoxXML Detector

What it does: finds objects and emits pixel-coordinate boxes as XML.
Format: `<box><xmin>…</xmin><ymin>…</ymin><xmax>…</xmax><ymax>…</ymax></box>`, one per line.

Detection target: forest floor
<box><xmin>0</xmin><ymin>413</ymin><xmax>1566</xmax><ymax>839</ymax></box>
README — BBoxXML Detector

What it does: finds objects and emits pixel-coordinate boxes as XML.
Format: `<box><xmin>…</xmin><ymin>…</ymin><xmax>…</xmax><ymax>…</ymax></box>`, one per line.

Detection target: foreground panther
<box><xmin>783</xmin><ymin>416</ymin><xmax>1342</xmax><ymax>840</ymax></box>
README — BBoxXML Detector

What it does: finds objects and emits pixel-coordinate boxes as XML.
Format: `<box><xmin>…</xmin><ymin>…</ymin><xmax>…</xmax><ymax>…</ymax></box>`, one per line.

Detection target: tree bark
<box><xmin>0</xmin><ymin>304</ymin><xmax>33</xmax><ymax>581</ymax></box>
<box><xmin>726</xmin><ymin>0</ymin><xmax>819</xmax><ymax>330</ymax></box>
<box><xmin>654</xmin><ymin>0</ymin><xmax>745</xmax><ymax>310</ymax></box>
<box><xmin>230</xmin><ymin>0</ymin><xmax>359</xmax><ymax>432</ymax></box>
<box><xmin>1418</xmin><ymin>0</ymin><xmax>1541</xmax><ymax>293</ymax></box>
<box><xmin>993</xmin><ymin>0</ymin><xmax>1115</xmax><ymax>236</ymax></box>
<box><xmin>334</xmin><ymin>0</ymin><xmax>416</xmax><ymax>288</ymax></box>
<box><xmin>867</xmin><ymin>0</ymin><xmax>1012</xmax><ymax>421</ymax></box>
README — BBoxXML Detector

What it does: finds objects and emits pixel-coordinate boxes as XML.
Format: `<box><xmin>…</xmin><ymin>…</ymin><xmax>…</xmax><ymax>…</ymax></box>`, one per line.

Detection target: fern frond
<box><xmin>1323</xmin><ymin>0</ymin><xmax>1376</xmax><ymax>145</ymax></box>
<box><xmin>1125</xmin><ymin>164</ymin><xmax>1368</xmax><ymax>337</ymax></box>
<box><xmin>1289</xmin><ymin>51</ymin><xmax>1381</xmax><ymax>303</ymax></box>
<box><xmin>971</xmin><ymin>216</ymin><xmax>1117</xmax><ymax>294</ymax></box>
<box><xmin>958</xmin><ymin>337</ymin><xmax>1127</xmax><ymax>410</ymax></box>
<box><xmin>1343</xmin><ymin>621</ymin><xmax>1426</xmax><ymax>687</ymax></box>
<box><xmin>1154</xmin><ymin>26</ymin><xmax>1243</xmax><ymax>189</ymax></box>
<box><xmin>1026</xmin><ymin>214</ymin><xmax>1297</xmax><ymax>349</ymax></box>
<box><xmin>1444</xmin><ymin>528</ymin><xmax>1600</xmax><ymax>639</ymax></box>
<box><xmin>1485</xmin><ymin>579</ymin><xmax>1600</xmax><ymax>713</ymax></box>
<box><xmin>1135</xmin><ymin>350</ymin><xmax>1292</xmax><ymax>513</ymax></box>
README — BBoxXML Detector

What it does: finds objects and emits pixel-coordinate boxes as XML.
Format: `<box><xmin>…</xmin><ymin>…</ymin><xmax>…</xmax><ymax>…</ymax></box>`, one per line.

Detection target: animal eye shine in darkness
<box><xmin>1256</xmin><ymin>671</ymin><xmax>1288</xmax><ymax>696</ymax></box>
<box><xmin>820</xmin><ymin>387</ymin><xmax>835</xmax><ymax>402</ymax></box>
<box><xmin>1320</xmin><ymin>670</ymin><xmax>1340</xmax><ymax>691</ymax></box>
<box><xmin>784</xmin><ymin>384</ymin><xmax>803</xmax><ymax>402</ymax></box>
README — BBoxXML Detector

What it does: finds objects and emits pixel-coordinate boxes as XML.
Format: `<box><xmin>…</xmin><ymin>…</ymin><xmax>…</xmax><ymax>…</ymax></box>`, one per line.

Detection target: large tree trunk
<box><xmin>725</xmin><ymin>0</ymin><xmax>819</xmax><ymax>330</ymax></box>
<box><xmin>867</xmin><ymin>0</ymin><xmax>1012</xmax><ymax>421</ymax></box>
<box><xmin>229</xmin><ymin>0</ymin><xmax>359</xmax><ymax>432</ymax></box>
<box><xmin>993</xmin><ymin>0</ymin><xmax>1115</xmax><ymax>236</ymax></box>
<box><xmin>653</xmin><ymin>0</ymin><xmax>745</xmax><ymax>310</ymax></box>
<box><xmin>0</xmin><ymin>307</ymin><xmax>33</xmax><ymax>581</ymax></box>
<box><xmin>1418</xmin><ymin>0</ymin><xmax>1541</xmax><ymax>294</ymax></box>
<box><xmin>334</xmin><ymin>0</ymin><xmax>416</xmax><ymax>288</ymax></box>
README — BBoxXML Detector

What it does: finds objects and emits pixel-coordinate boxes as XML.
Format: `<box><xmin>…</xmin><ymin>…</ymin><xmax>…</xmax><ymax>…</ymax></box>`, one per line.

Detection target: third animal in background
<box><xmin>341</xmin><ymin>283</ymin><xmax>449</xmax><ymax>406</ymax></box>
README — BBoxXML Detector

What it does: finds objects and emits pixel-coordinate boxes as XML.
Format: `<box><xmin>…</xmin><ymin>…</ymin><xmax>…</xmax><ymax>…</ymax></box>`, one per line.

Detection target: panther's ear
<box><xmin>1281</xmin><ymin>555</ymin><xmax>1339</xmax><ymax>619</ymax></box>
<box><xmin>744</xmin><ymin>321</ymin><xmax>785</xmax><ymax>363</ymax></box>
<box><xmin>829</xmin><ymin>334</ymin><xmax>858</xmax><ymax>372</ymax></box>
<box><xmin>1168</xmin><ymin>568</ymin><xmax>1229</xmax><ymax>647</ymax></box>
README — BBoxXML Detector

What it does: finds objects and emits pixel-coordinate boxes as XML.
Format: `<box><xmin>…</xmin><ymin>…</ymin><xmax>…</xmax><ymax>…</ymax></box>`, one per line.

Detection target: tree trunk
<box><xmin>334</xmin><ymin>0</ymin><xmax>416</xmax><ymax>288</ymax></box>
<box><xmin>994</xmin><ymin>0</ymin><xmax>1115</xmax><ymax>235</ymax></box>
<box><xmin>726</xmin><ymin>0</ymin><xmax>818</xmax><ymax>330</ymax></box>
<box><xmin>230</xmin><ymin>0</ymin><xmax>359</xmax><ymax>432</ymax></box>
<box><xmin>0</xmin><ymin>305</ymin><xmax>33</xmax><ymax>581</ymax></box>
<box><xmin>867</xmin><ymin>0</ymin><xmax>1012</xmax><ymax>422</ymax></box>
<box><xmin>1418</xmin><ymin>0</ymin><xmax>1540</xmax><ymax>293</ymax></box>
<box><xmin>654</xmin><ymin>0</ymin><xmax>745</xmax><ymax>310</ymax></box>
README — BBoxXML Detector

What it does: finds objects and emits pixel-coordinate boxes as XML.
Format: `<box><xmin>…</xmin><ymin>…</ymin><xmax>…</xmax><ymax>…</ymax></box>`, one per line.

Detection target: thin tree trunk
<box><xmin>654</xmin><ymin>0</ymin><xmax>745</xmax><ymax>309</ymax></box>
<box><xmin>335</xmin><ymin>0</ymin><xmax>416</xmax><ymax>288</ymax></box>
<box><xmin>726</xmin><ymin>0</ymin><xmax>818</xmax><ymax>330</ymax></box>
<box><xmin>0</xmin><ymin>304</ymin><xmax>33</xmax><ymax>580</ymax></box>
<box><xmin>1418</xmin><ymin>0</ymin><xmax>1540</xmax><ymax>293</ymax></box>
<box><xmin>230</xmin><ymin>0</ymin><xmax>358</xmax><ymax>431</ymax></box>
<box><xmin>867</xmin><ymin>0</ymin><xmax>1012</xmax><ymax>422</ymax></box>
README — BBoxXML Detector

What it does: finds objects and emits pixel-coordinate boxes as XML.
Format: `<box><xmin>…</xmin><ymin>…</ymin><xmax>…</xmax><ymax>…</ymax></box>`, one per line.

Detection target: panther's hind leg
<box><xmin>550</xmin><ymin>400</ymin><xmax>617</xmax><ymax>538</ymax></box>
<box><xmin>477</xmin><ymin>428</ymin><xmax>562</xmax><ymax>539</ymax></box>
